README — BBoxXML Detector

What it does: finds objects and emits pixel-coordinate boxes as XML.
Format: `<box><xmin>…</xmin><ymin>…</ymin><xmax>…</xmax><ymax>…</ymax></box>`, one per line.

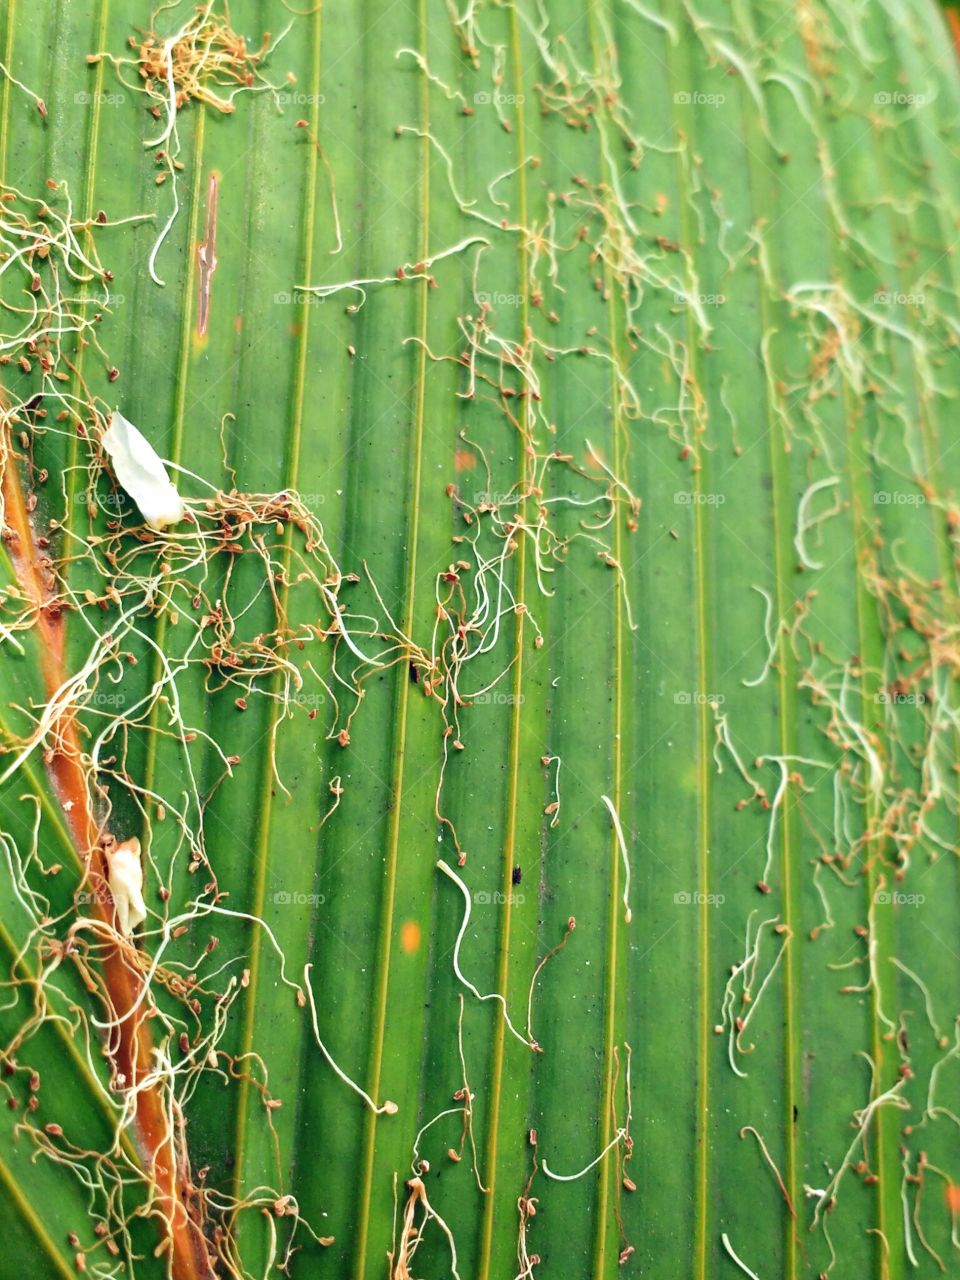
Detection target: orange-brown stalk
<box><xmin>0</xmin><ymin>437</ymin><xmax>216</xmax><ymax>1279</ymax></box>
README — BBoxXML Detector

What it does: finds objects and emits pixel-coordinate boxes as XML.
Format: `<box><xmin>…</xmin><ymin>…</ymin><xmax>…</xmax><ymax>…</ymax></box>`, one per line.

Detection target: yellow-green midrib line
<box><xmin>351</xmin><ymin>2</ymin><xmax>432</xmax><ymax>1272</ymax></box>
<box><xmin>584</xmin><ymin>2</ymin><xmax>630</xmax><ymax>1275</ymax></box>
<box><xmin>661</xmin><ymin>18</ymin><xmax>713</xmax><ymax>1278</ymax></box>
<box><xmin>476</xmin><ymin>7</ymin><xmax>534</xmax><ymax>1278</ymax></box>
<box><xmin>232</xmin><ymin>3</ymin><xmax>324</xmax><ymax>1198</ymax></box>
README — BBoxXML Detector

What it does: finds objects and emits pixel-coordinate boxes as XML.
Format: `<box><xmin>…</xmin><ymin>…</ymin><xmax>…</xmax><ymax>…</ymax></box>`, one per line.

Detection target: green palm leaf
<box><xmin>0</xmin><ymin>1</ymin><xmax>958</xmax><ymax>1277</ymax></box>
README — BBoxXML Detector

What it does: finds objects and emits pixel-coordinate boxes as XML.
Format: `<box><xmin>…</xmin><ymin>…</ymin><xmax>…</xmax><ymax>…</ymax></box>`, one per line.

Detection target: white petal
<box><xmin>102</xmin><ymin>410</ymin><xmax>185</xmax><ymax>531</ymax></box>
<box><xmin>107</xmin><ymin>837</ymin><xmax>147</xmax><ymax>937</ymax></box>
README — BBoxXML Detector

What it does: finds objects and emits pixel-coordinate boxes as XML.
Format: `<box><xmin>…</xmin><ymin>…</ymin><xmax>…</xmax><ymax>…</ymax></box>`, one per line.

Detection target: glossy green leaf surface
<box><xmin>0</xmin><ymin>2</ymin><xmax>959</xmax><ymax>1278</ymax></box>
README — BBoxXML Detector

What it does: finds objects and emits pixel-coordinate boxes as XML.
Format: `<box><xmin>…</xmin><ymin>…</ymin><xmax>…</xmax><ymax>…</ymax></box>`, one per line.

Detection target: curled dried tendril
<box><xmin>89</xmin><ymin>0</ymin><xmax>291</xmax><ymax>284</ymax></box>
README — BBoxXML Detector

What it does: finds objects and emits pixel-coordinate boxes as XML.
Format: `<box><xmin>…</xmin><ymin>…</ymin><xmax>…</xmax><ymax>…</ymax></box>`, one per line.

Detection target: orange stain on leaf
<box><xmin>453</xmin><ymin>449</ymin><xmax>476</xmax><ymax>472</ymax></box>
<box><xmin>948</xmin><ymin>9</ymin><xmax>960</xmax><ymax>60</ymax></box>
<box><xmin>400</xmin><ymin>920</ymin><xmax>421</xmax><ymax>953</ymax></box>
<box><xmin>946</xmin><ymin>1183</ymin><xmax>960</xmax><ymax>1215</ymax></box>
